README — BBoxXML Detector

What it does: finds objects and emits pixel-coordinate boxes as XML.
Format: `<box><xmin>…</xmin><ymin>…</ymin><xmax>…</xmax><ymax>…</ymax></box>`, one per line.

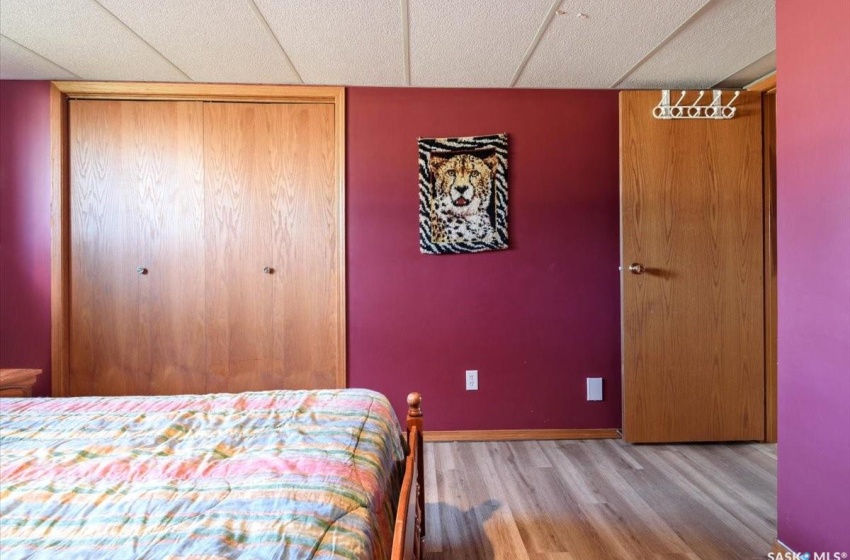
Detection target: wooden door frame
<box><xmin>748</xmin><ymin>73</ymin><xmax>778</xmax><ymax>442</ymax></box>
<box><xmin>49</xmin><ymin>82</ymin><xmax>347</xmax><ymax>397</ymax></box>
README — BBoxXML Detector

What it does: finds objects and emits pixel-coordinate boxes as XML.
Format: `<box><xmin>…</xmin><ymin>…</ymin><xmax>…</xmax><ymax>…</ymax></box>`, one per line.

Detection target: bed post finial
<box><xmin>407</xmin><ymin>392</ymin><xmax>422</xmax><ymax>418</ymax></box>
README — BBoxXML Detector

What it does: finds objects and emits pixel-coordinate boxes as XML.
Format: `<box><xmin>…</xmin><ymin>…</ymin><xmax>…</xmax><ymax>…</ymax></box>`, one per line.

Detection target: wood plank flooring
<box><xmin>423</xmin><ymin>439</ymin><xmax>776</xmax><ymax>560</ymax></box>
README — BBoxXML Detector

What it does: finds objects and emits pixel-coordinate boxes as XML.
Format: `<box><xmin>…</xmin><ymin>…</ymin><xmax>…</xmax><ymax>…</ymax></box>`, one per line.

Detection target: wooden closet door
<box><xmin>140</xmin><ymin>102</ymin><xmax>206</xmax><ymax>395</ymax></box>
<box><xmin>204</xmin><ymin>103</ymin><xmax>339</xmax><ymax>392</ymax></box>
<box><xmin>70</xmin><ymin>101</ymin><xmax>143</xmax><ymax>396</ymax></box>
<box><xmin>270</xmin><ymin>103</ymin><xmax>338</xmax><ymax>390</ymax></box>
<box><xmin>70</xmin><ymin>101</ymin><xmax>206</xmax><ymax>396</ymax></box>
<box><xmin>620</xmin><ymin>91</ymin><xmax>764</xmax><ymax>442</ymax></box>
<box><xmin>204</xmin><ymin>103</ymin><xmax>277</xmax><ymax>392</ymax></box>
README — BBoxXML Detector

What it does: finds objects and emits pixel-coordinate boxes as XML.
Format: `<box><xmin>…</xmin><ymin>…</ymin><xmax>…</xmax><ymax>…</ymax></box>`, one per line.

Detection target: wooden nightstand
<box><xmin>0</xmin><ymin>369</ymin><xmax>41</xmax><ymax>398</ymax></box>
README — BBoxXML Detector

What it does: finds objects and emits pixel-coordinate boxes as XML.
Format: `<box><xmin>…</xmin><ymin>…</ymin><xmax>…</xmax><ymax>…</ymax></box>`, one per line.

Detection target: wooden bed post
<box><xmin>393</xmin><ymin>393</ymin><xmax>425</xmax><ymax>560</ymax></box>
<box><xmin>406</xmin><ymin>392</ymin><xmax>425</xmax><ymax>544</ymax></box>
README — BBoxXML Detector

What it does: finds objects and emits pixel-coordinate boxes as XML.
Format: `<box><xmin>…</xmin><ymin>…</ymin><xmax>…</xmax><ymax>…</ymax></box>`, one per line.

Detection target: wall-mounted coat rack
<box><xmin>653</xmin><ymin>89</ymin><xmax>741</xmax><ymax>120</ymax></box>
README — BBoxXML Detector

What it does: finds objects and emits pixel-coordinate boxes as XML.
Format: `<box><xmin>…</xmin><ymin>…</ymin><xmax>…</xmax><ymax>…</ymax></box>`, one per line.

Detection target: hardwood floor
<box><xmin>423</xmin><ymin>439</ymin><xmax>776</xmax><ymax>559</ymax></box>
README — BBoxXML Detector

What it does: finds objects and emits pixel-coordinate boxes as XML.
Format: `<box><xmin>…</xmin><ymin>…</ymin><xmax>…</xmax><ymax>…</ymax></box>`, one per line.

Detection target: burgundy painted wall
<box><xmin>346</xmin><ymin>88</ymin><xmax>621</xmax><ymax>430</ymax></box>
<box><xmin>0</xmin><ymin>80</ymin><xmax>52</xmax><ymax>397</ymax></box>
<box><xmin>776</xmin><ymin>0</ymin><xmax>850</xmax><ymax>552</ymax></box>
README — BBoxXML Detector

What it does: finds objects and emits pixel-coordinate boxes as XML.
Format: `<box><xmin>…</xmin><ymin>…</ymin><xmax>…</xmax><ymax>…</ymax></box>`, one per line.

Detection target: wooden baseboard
<box><xmin>424</xmin><ymin>428</ymin><xmax>620</xmax><ymax>442</ymax></box>
<box><xmin>770</xmin><ymin>538</ymin><xmax>794</xmax><ymax>555</ymax></box>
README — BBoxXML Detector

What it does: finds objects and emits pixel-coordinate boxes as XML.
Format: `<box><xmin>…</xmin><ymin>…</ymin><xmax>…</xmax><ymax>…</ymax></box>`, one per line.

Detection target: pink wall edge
<box><xmin>776</xmin><ymin>0</ymin><xmax>850</xmax><ymax>552</ymax></box>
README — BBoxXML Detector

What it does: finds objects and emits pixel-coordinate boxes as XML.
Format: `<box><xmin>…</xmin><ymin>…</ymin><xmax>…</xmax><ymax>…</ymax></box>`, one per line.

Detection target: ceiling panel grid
<box><xmin>0</xmin><ymin>35</ymin><xmax>77</xmax><ymax>79</ymax></box>
<box><xmin>620</xmin><ymin>0</ymin><xmax>776</xmax><ymax>89</ymax></box>
<box><xmin>252</xmin><ymin>0</ymin><xmax>404</xmax><ymax>86</ymax></box>
<box><xmin>0</xmin><ymin>0</ymin><xmax>777</xmax><ymax>89</ymax></box>
<box><xmin>0</xmin><ymin>0</ymin><xmax>187</xmax><ymax>81</ymax></box>
<box><xmin>409</xmin><ymin>0</ymin><xmax>554</xmax><ymax>87</ymax></box>
<box><xmin>96</xmin><ymin>0</ymin><xmax>300</xmax><ymax>83</ymax></box>
<box><xmin>518</xmin><ymin>0</ymin><xmax>710</xmax><ymax>89</ymax></box>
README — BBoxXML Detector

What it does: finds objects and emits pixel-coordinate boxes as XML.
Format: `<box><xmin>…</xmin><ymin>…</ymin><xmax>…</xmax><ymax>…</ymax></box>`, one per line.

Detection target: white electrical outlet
<box><xmin>587</xmin><ymin>377</ymin><xmax>603</xmax><ymax>401</ymax></box>
<box><xmin>465</xmin><ymin>370</ymin><xmax>479</xmax><ymax>391</ymax></box>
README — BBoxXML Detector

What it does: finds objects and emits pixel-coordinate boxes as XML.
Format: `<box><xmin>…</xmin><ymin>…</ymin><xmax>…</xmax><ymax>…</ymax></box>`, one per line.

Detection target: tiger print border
<box><xmin>418</xmin><ymin>133</ymin><xmax>509</xmax><ymax>254</ymax></box>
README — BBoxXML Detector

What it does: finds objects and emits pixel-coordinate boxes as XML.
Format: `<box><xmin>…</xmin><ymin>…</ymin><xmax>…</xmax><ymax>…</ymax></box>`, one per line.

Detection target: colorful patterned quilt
<box><xmin>0</xmin><ymin>389</ymin><xmax>406</xmax><ymax>560</ymax></box>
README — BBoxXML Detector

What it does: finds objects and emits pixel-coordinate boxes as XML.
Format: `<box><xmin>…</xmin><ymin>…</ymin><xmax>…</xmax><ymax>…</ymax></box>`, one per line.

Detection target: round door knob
<box><xmin>263</xmin><ymin>267</ymin><xmax>274</xmax><ymax>274</ymax></box>
<box><xmin>628</xmin><ymin>263</ymin><xmax>645</xmax><ymax>275</ymax></box>
<box><xmin>136</xmin><ymin>267</ymin><xmax>148</xmax><ymax>275</ymax></box>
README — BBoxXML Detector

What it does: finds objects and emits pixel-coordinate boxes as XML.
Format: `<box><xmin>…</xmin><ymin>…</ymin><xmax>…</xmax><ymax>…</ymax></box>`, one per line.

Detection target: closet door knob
<box><xmin>628</xmin><ymin>263</ymin><xmax>645</xmax><ymax>275</ymax></box>
<box><xmin>137</xmin><ymin>267</ymin><xmax>148</xmax><ymax>275</ymax></box>
<box><xmin>263</xmin><ymin>267</ymin><xmax>274</xmax><ymax>274</ymax></box>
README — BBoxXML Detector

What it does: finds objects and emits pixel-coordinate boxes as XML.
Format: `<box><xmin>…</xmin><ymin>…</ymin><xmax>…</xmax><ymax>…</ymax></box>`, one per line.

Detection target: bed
<box><xmin>0</xmin><ymin>388</ymin><xmax>425</xmax><ymax>560</ymax></box>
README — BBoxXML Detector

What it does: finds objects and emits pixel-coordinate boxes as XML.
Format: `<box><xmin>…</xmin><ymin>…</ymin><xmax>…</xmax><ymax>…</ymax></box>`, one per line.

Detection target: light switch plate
<box><xmin>587</xmin><ymin>377</ymin><xmax>603</xmax><ymax>401</ymax></box>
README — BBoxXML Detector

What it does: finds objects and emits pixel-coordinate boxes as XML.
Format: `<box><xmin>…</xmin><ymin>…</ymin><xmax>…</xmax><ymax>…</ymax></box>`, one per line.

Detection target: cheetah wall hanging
<box><xmin>419</xmin><ymin>134</ymin><xmax>508</xmax><ymax>254</ymax></box>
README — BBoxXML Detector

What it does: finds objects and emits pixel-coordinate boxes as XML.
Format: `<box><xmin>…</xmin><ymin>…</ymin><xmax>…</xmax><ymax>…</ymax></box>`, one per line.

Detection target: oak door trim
<box><xmin>50</xmin><ymin>82</ymin><xmax>347</xmax><ymax>396</ymax></box>
<box><xmin>50</xmin><ymin>81</ymin><xmax>343</xmax><ymax>104</ymax></box>
<box><xmin>50</xmin><ymin>84</ymin><xmax>71</xmax><ymax>398</ymax></box>
<box><xmin>750</xmin><ymin>74</ymin><xmax>778</xmax><ymax>442</ymax></box>
<box><xmin>335</xmin><ymin>87</ymin><xmax>347</xmax><ymax>393</ymax></box>
<box><xmin>762</xmin><ymin>89</ymin><xmax>778</xmax><ymax>443</ymax></box>
<box><xmin>746</xmin><ymin>72</ymin><xmax>777</xmax><ymax>94</ymax></box>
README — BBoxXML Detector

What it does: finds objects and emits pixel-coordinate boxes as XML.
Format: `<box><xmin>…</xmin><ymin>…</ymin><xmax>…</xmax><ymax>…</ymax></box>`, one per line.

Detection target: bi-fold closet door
<box><xmin>70</xmin><ymin>100</ymin><xmax>206</xmax><ymax>396</ymax></box>
<box><xmin>69</xmin><ymin>100</ymin><xmax>339</xmax><ymax>397</ymax></box>
<box><xmin>203</xmin><ymin>102</ymin><xmax>338</xmax><ymax>394</ymax></box>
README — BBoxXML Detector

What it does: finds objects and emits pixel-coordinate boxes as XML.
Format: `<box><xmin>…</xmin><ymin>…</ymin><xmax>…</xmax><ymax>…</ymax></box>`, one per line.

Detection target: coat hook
<box><xmin>653</xmin><ymin>89</ymin><xmax>740</xmax><ymax>120</ymax></box>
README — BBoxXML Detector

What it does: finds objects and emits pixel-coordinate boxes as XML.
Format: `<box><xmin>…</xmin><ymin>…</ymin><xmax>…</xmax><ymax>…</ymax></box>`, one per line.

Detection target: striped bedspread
<box><xmin>0</xmin><ymin>389</ymin><xmax>406</xmax><ymax>560</ymax></box>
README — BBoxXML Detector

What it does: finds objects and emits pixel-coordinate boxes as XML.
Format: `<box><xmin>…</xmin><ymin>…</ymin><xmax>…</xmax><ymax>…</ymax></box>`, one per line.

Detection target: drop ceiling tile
<box><xmin>409</xmin><ymin>0</ymin><xmax>553</xmax><ymax>87</ymax></box>
<box><xmin>253</xmin><ymin>0</ymin><xmax>403</xmax><ymax>86</ymax></box>
<box><xmin>0</xmin><ymin>0</ymin><xmax>187</xmax><ymax>82</ymax></box>
<box><xmin>0</xmin><ymin>35</ymin><xmax>77</xmax><ymax>79</ymax></box>
<box><xmin>621</xmin><ymin>0</ymin><xmax>775</xmax><ymax>89</ymax></box>
<box><xmin>518</xmin><ymin>0</ymin><xmax>710</xmax><ymax>89</ymax></box>
<box><xmin>97</xmin><ymin>0</ymin><xmax>299</xmax><ymax>83</ymax></box>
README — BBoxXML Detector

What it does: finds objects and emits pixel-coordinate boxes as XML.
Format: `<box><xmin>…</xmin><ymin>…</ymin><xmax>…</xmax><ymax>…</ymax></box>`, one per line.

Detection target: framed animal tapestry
<box><xmin>419</xmin><ymin>134</ymin><xmax>508</xmax><ymax>254</ymax></box>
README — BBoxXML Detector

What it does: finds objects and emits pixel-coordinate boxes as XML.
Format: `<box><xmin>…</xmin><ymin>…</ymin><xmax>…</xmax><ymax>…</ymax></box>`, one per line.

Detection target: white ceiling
<box><xmin>0</xmin><ymin>0</ymin><xmax>776</xmax><ymax>88</ymax></box>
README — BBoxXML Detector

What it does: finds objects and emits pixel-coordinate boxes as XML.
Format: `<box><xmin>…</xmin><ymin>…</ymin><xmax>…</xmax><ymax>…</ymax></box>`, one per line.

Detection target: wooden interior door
<box><xmin>620</xmin><ymin>91</ymin><xmax>765</xmax><ymax>442</ymax></box>
<box><xmin>70</xmin><ymin>100</ymin><xmax>206</xmax><ymax>396</ymax></box>
<box><xmin>204</xmin><ymin>103</ymin><xmax>340</xmax><ymax>392</ymax></box>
